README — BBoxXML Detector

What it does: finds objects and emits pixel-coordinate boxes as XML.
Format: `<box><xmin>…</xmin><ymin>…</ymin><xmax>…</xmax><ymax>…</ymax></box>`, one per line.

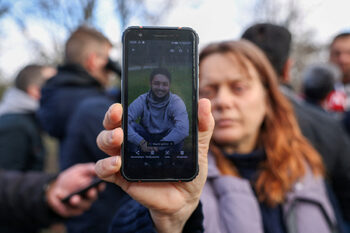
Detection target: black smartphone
<box><xmin>121</xmin><ymin>26</ymin><xmax>199</xmax><ymax>182</ymax></box>
<box><xmin>61</xmin><ymin>178</ymin><xmax>104</xmax><ymax>204</ymax></box>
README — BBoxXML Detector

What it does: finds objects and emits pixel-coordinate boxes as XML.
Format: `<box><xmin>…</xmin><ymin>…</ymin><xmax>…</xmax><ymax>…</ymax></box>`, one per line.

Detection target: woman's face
<box><xmin>199</xmin><ymin>53</ymin><xmax>267</xmax><ymax>154</ymax></box>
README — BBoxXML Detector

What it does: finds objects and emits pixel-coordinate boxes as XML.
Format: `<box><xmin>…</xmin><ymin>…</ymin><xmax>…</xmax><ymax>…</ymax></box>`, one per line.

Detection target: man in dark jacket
<box><xmin>0</xmin><ymin>163</ymin><xmax>100</xmax><ymax>233</ymax></box>
<box><xmin>242</xmin><ymin>23</ymin><xmax>350</xmax><ymax>225</ymax></box>
<box><xmin>38</xmin><ymin>26</ymin><xmax>111</xmax><ymax>143</ymax></box>
<box><xmin>0</xmin><ymin>65</ymin><xmax>55</xmax><ymax>171</ymax></box>
<box><xmin>38</xmin><ymin>26</ymin><xmax>125</xmax><ymax>233</ymax></box>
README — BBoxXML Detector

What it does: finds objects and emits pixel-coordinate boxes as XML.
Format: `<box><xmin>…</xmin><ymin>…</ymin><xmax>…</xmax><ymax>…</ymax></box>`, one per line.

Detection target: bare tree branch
<box><xmin>115</xmin><ymin>0</ymin><xmax>174</xmax><ymax>30</ymax></box>
<box><xmin>0</xmin><ymin>0</ymin><xmax>175</xmax><ymax>69</ymax></box>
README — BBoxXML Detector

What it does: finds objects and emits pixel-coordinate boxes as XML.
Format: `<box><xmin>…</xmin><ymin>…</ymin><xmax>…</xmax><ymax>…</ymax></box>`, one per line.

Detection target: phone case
<box><xmin>121</xmin><ymin>26</ymin><xmax>199</xmax><ymax>182</ymax></box>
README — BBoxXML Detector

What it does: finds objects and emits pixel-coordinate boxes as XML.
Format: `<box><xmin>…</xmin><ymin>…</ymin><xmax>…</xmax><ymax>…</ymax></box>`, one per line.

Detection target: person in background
<box><xmin>0</xmin><ymin>64</ymin><xmax>56</xmax><ymax>171</ymax></box>
<box><xmin>0</xmin><ymin>163</ymin><xmax>102</xmax><ymax>233</ymax></box>
<box><xmin>329</xmin><ymin>32</ymin><xmax>350</xmax><ymax>110</ymax></box>
<box><xmin>38</xmin><ymin>25</ymin><xmax>124</xmax><ymax>233</ymax></box>
<box><xmin>38</xmin><ymin>25</ymin><xmax>113</xmax><ymax>146</ymax></box>
<box><xmin>242</xmin><ymin>23</ymin><xmax>350</xmax><ymax>229</ymax></box>
<box><xmin>95</xmin><ymin>40</ymin><xmax>340</xmax><ymax>233</ymax></box>
<box><xmin>302</xmin><ymin>63</ymin><xmax>344</xmax><ymax>115</ymax></box>
<box><xmin>332</xmin><ymin>32</ymin><xmax>350</xmax><ymax>137</ymax></box>
<box><xmin>197</xmin><ymin>40</ymin><xmax>338</xmax><ymax>233</ymax></box>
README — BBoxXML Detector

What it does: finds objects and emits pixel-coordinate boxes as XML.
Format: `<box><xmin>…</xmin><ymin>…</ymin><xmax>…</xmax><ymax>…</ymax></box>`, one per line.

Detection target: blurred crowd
<box><xmin>1</xmin><ymin>22</ymin><xmax>350</xmax><ymax>233</ymax></box>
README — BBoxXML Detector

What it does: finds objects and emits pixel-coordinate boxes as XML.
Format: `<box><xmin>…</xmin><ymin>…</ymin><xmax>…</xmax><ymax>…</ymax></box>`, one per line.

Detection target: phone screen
<box><xmin>122</xmin><ymin>27</ymin><xmax>198</xmax><ymax>181</ymax></box>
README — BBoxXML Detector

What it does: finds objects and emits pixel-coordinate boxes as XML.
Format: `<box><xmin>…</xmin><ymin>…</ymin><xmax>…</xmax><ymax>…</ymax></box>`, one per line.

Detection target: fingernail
<box><xmin>109</xmin><ymin>130</ymin><xmax>114</xmax><ymax>143</ymax></box>
<box><xmin>112</xmin><ymin>156</ymin><xmax>119</xmax><ymax>166</ymax></box>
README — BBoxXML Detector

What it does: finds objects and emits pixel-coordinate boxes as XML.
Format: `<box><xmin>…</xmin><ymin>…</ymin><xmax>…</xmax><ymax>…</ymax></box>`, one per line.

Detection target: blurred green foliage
<box><xmin>0</xmin><ymin>84</ymin><xmax>8</xmax><ymax>100</ymax></box>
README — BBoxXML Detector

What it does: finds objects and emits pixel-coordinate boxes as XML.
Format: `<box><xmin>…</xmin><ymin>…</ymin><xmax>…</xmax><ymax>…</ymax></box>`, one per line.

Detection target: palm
<box><xmin>123</xmin><ymin>182</ymin><xmax>190</xmax><ymax>213</ymax></box>
<box><xmin>114</xmin><ymin>134</ymin><xmax>209</xmax><ymax>215</ymax></box>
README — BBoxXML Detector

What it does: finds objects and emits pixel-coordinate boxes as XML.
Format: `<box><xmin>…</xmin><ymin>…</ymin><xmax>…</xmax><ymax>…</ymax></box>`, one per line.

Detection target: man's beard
<box><xmin>151</xmin><ymin>90</ymin><xmax>169</xmax><ymax>101</ymax></box>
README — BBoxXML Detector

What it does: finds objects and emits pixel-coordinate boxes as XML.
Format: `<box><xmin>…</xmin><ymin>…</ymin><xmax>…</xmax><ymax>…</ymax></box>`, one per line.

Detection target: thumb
<box><xmin>197</xmin><ymin>98</ymin><xmax>214</xmax><ymax>175</ymax></box>
<box><xmin>198</xmin><ymin>98</ymin><xmax>214</xmax><ymax>133</ymax></box>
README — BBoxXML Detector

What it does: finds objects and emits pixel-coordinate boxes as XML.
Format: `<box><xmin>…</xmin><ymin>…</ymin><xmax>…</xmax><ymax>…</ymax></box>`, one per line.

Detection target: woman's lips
<box><xmin>216</xmin><ymin>118</ymin><xmax>238</xmax><ymax>127</ymax></box>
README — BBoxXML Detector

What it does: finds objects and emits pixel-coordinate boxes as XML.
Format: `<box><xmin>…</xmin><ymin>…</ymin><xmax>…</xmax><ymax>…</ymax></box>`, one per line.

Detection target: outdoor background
<box><xmin>0</xmin><ymin>0</ymin><xmax>349</xmax><ymax>89</ymax></box>
<box><xmin>0</xmin><ymin>0</ymin><xmax>348</xmax><ymax>232</ymax></box>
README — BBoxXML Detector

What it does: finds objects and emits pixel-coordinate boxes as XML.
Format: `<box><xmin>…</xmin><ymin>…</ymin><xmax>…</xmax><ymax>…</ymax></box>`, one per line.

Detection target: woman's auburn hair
<box><xmin>200</xmin><ymin>40</ymin><xmax>324</xmax><ymax>206</ymax></box>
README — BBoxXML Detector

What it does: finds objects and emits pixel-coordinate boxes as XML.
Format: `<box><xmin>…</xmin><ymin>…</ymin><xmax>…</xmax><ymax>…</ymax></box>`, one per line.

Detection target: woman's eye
<box><xmin>231</xmin><ymin>84</ymin><xmax>247</xmax><ymax>94</ymax></box>
<box><xmin>200</xmin><ymin>87</ymin><xmax>216</xmax><ymax>99</ymax></box>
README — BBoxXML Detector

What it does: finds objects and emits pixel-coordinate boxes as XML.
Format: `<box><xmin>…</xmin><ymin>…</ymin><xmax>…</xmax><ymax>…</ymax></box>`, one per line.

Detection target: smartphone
<box><xmin>61</xmin><ymin>177</ymin><xmax>104</xmax><ymax>203</ymax></box>
<box><xmin>121</xmin><ymin>26</ymin><xmax>199</xmax><ymax>182</ymax></box>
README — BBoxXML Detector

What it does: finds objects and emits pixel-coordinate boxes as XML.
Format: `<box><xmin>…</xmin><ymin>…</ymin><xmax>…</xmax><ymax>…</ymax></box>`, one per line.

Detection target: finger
<box><xmin>69</xmin><ymin>194</ymin><xmax>81</xmax><ymax>205</ymax></box>
<box><xmin>197</xmin><ymin>99</ymin><xmax>215</xmax><ymax>178</ymax></box>
<box><xmin>72</xmin><ymin>163</ymin><xmax>97</xmax><ymax>176</ymax></box>
<box><xmin>182</xmin><ymin>99</ymin><xmax>214</xmax><ymax>193</ymax></box>
<box><xmin>198</xmin><ymin>98</ymin><xmax>215</xmax><ymax>156</ymax></box>
<box><xmin>103</xmin><ymin>103</ymin><xmax>123</xmax><ymax>130</ymax></box>
<box><xmin>198</xmin><ymin>98</ymin><xmax>215</xmax><ymax>133</ymax></box>
<box><xmin>98</xmin><ymin>182</ymin><xmax>106</xmax><ymax>192</ymax></box>
<box><xmin>52</xmin><ymin>198</ymin><xmax>83</xmax><ymax>218</ymax></box>
<box><xmin>85</xmin><ymin>187</ymin><xmax>99</xmax><ymax>200</ymax></box>
<box><xmin>95</xmin><ymin>156</ymin><xmax>121</xmax><ymax>183</ymax></box>
<box><xmin>96</xmin><ymin>128</ymin><xmax>123</xmax><ymax>156</ymax></box>
<box><xmin>69</xmin><ymin>195</ymin><xmax>92</xmax><ymax>210</ymax></box>
<box><xmin>69</xmin><ymin>191</ymin><xmax>97</xmax><ymax>211</ymax></box>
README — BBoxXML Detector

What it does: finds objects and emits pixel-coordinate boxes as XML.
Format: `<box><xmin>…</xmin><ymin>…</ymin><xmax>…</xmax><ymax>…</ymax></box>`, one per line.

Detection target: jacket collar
<box><xmin>283</xmin><ymin>165</ymin><xmax>336</xmax><ymax>225</ymax></box>
<box><xmin>44</xmin><ymin>64</ymin><xmax>102</xmax><ymax>89</ymax></box>
<box><xmin>207</xmin><ymin>151</ymin><xmax>336</xmax><ymax>226</ymax></box>
<box><xmin>0</xmin><ymin>87</ymin><xmax>38</xmax><ymax>116</ymax></box>
<box><xmin>207</xmin><ymin>152</ymin><xmax>221</xmax><ymax>178</ymax></box>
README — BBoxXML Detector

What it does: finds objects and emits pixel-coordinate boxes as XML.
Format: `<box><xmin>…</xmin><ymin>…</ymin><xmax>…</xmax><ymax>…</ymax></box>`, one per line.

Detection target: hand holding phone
<box><xmin>61</xmin><ymin>177</ymin><xmax>104</xmax><ymax>204</ymax></box>
<box><xmin>95</xmin><ymin>99</ymin><xmax>214</xmax><ymax>233</ymax></box>
<box><xmin>122</xmin><ymin>26</ymin><xmax>199</xmax><ymax>181</ymax></box>
<box><xmin>45</xmin><ymin>163</ymin><xmax>101</xmax><ymax>217</ymax></box>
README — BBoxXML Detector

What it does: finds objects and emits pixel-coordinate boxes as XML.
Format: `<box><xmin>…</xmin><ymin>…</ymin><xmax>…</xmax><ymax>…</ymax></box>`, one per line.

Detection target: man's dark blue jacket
<box><xmin>38</xmin><ymin>64</ymin><xmax>105</xmax><ymax>141</ymax></box>
<box><xmin>0</xmin><ymin>113</ymin><xmax>44</xmax><ymax>172</ymax></box>
<box><xmin>38</xmin><ymin>64</ymin><xmax>127</xmax><ymax>233</ymax></box>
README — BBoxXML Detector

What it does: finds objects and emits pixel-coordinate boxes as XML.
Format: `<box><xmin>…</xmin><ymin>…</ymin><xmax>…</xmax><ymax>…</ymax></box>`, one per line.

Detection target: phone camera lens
<box><xmin>138</xmin><ymin>33</ymin><xmax>142</xmax><ymax>37</ymax></box>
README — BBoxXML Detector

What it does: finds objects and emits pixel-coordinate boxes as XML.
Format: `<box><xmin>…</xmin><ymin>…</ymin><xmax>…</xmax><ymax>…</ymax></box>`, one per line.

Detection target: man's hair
<box><xmin>302</xmin><ymin>64</ymin><xmax>339</xmax><ymax>102</ymax></box>
<box><xmin>65</xmin><ymin>25</ymin><xmax>112</xmax><ymax>64</ymax></box>
<box><xmin>149</xmin><ymin>68</ymin><xmax>172</xmax><ymax>83</ymax></box>
<box><xmin>330</xmin><ymin>32</ymin><xmax>350</xmax><ymax>47</ymax></box>
<box><xmin>15</xmin><ymin>65</ymin><xmax>46</xmax><ymax>92</ymax></box>
<box><xmin>241</xmin><ymin>23</ymin><xmax>291</xmax><ymax>78</ymax></box>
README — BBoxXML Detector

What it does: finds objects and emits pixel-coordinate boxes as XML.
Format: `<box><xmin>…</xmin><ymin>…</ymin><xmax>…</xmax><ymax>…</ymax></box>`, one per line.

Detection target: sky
<box><xmin>162</xmin><ymin>0</ymin><xmax>350</xmax><ymax>47</ymax></box>
<box><xmin>0</xmin><ymin>0</ymin><xmax>349</xmax><ymax>82</ymax></box>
